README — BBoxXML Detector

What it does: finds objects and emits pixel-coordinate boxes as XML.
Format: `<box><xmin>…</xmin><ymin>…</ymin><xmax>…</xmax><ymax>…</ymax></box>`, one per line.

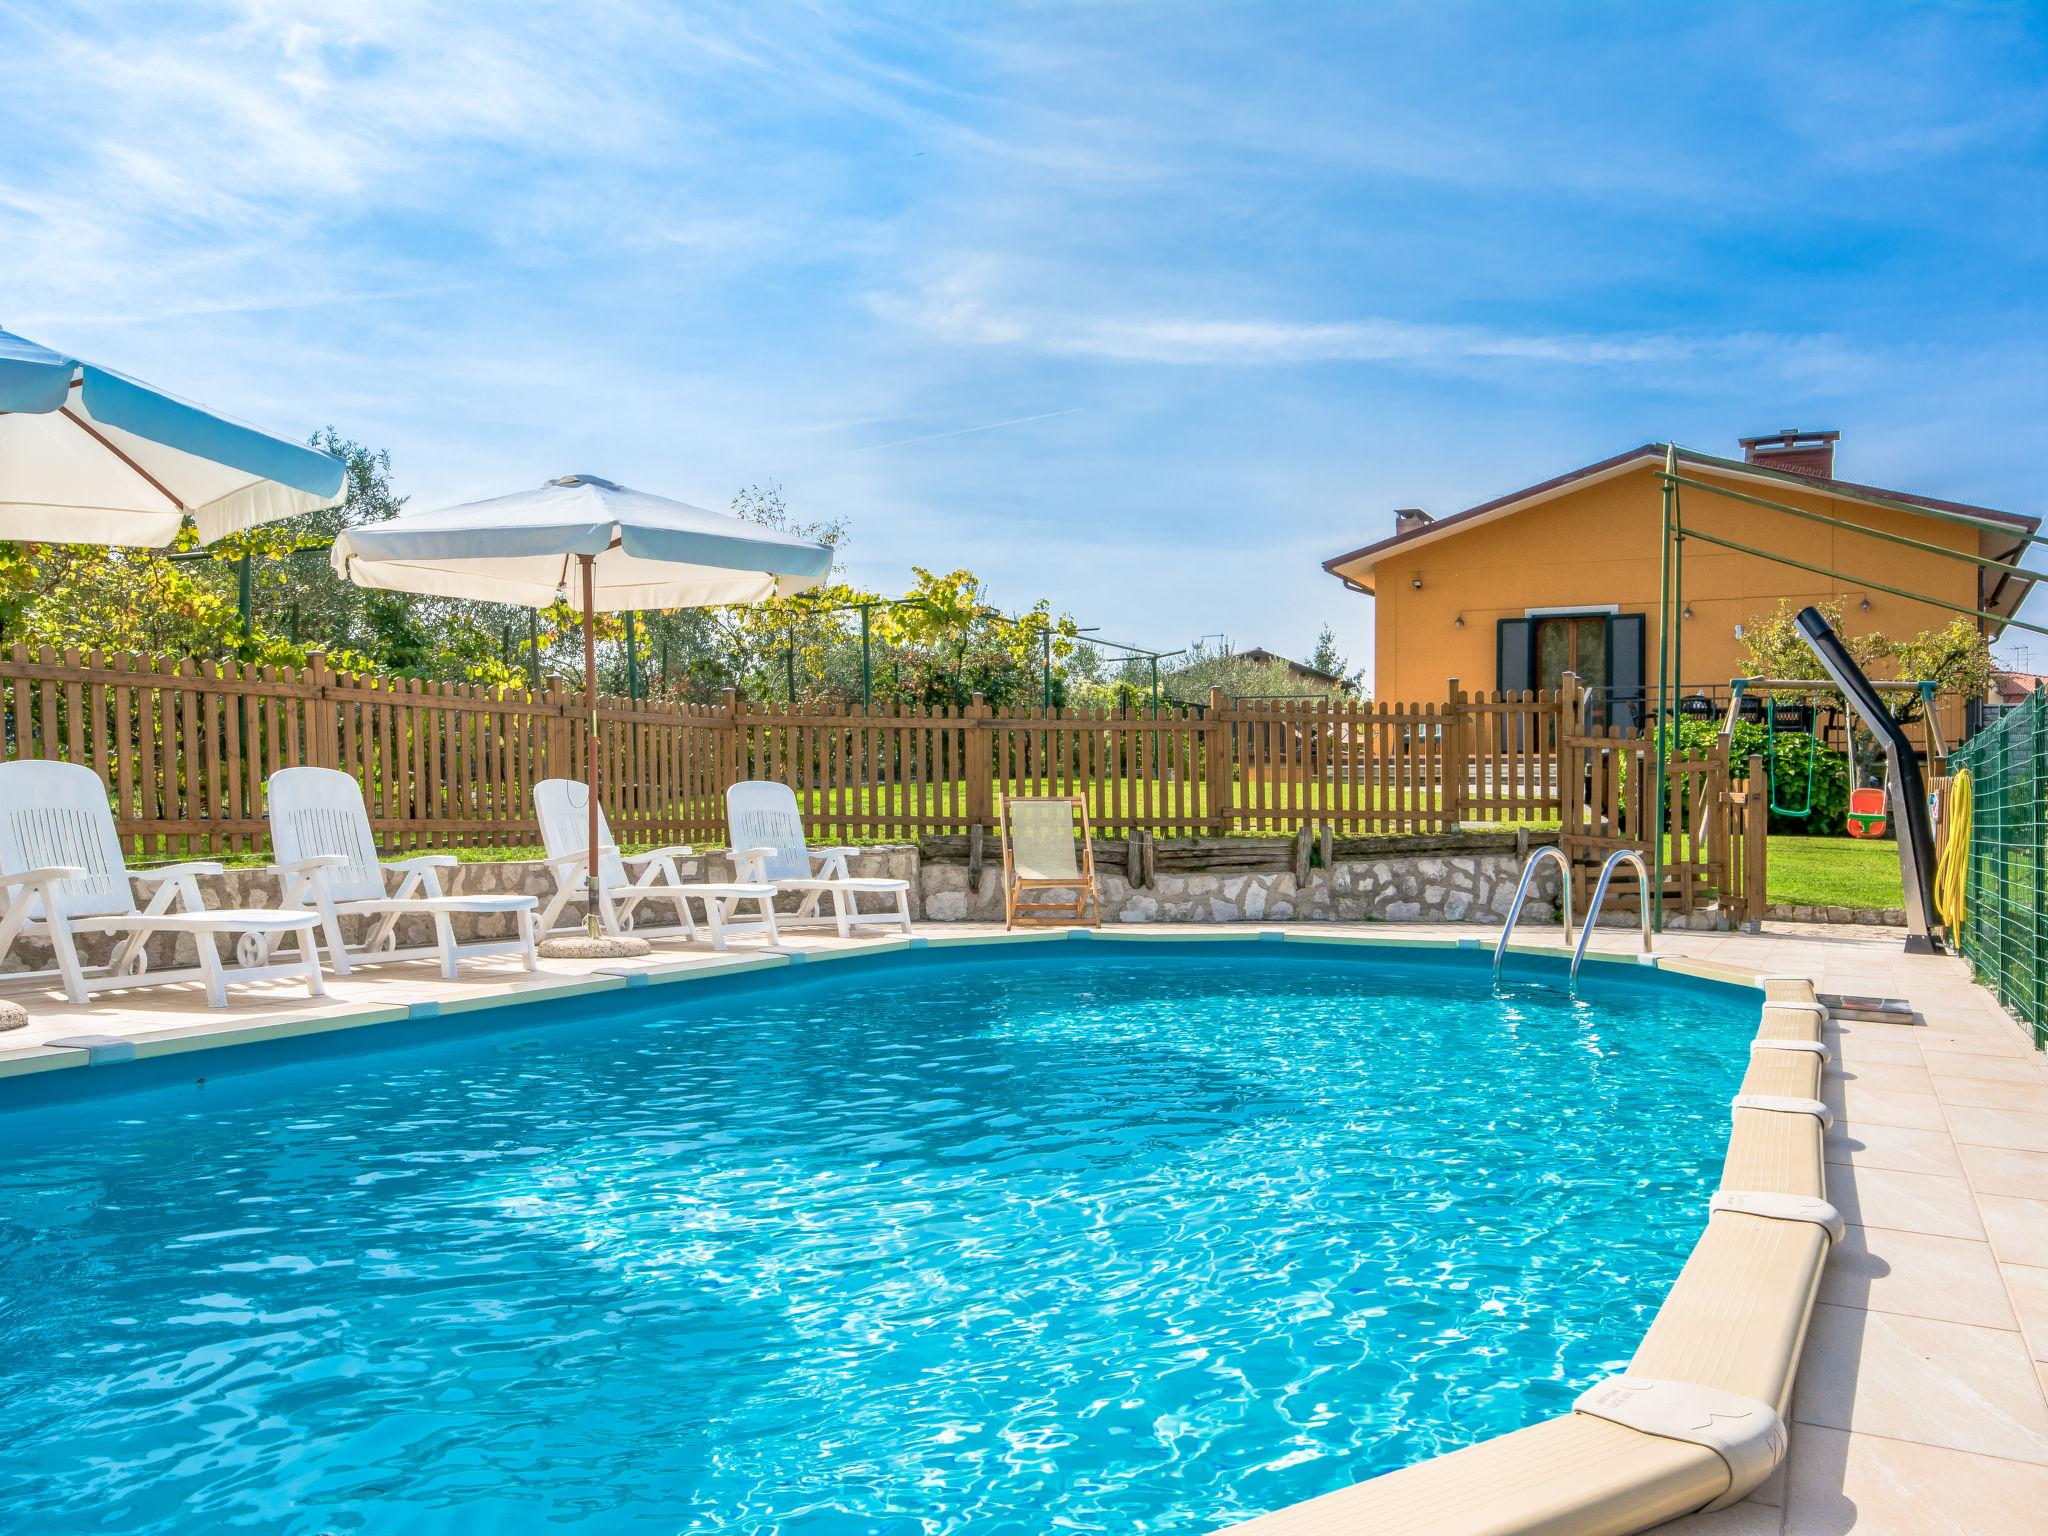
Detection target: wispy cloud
<box><xmin>856</xmin><ymin>408</ymin><xmax>1078</xmax><ymax>452</ymax></box>
<box><xmin>865</xmin><ymin>262</ymin><xmax>1869</xmax><ymax>376</ymax></box>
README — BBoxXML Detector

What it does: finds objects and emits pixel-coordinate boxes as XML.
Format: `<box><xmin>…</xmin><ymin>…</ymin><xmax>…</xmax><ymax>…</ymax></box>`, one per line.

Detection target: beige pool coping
<box><xmin>0</xmin><ymin>919</ymin><xmax>2042</xmax><ymax>1533</ymax></box>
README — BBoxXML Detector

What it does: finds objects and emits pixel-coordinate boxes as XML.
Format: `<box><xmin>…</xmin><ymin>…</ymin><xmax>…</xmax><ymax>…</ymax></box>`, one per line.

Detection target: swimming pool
<box><xmin>0</xmin><ymin>939</ymin><xmax>1757</xmax><ymax>1533</ymax></box>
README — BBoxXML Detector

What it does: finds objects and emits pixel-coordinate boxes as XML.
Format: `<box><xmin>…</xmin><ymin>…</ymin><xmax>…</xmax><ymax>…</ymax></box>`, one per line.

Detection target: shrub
<box><xmin>1664</xmin><ymin>719</ymin><xmax>1852</xmax><ymax>835</ymax></box>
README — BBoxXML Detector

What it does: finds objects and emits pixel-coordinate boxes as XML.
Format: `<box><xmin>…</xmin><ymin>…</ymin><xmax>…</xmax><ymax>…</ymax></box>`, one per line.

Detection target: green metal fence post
<box><xmin>861</xmin><ymin>604</ymin><xmax>873</xmax><ymax>711</ymax></box>
<box><xmin>1651</xmin><ymin>444</ymin><xmax>1676</xmax><ymax>932</ymax></box>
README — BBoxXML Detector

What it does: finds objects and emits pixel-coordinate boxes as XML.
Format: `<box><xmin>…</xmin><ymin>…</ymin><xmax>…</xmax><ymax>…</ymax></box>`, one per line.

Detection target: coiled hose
<box><xmin>1935</xmin><ymin>769</ymin><xmax>1971</xmax><ymax>934</ymax></box>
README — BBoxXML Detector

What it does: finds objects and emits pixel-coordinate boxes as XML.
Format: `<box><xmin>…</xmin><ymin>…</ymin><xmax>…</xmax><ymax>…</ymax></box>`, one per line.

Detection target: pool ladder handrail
<box><xmin>1569</xmin><ymin>849</ymin><xmax>1653</xmax><ymax>991</ymax></box>
<box><xmin>1492</xmin><ymin>845</ymin><xmax>1573</xmax><ymax>985</ymax></box>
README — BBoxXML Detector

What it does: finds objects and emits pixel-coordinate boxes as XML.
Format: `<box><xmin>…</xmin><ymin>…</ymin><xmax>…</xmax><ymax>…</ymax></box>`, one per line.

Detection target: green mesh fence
<box><xmin>1949</xmin><ymin>689</ymin><xmax>2048</xmax><ymax>1050</ymax></box>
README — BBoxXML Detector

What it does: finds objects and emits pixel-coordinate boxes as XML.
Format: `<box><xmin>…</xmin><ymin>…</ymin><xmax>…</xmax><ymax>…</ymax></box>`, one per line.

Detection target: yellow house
<box><xmin>1323</xmin><ymin>430</ymin><xmax>2038</xmax><ymax>724</ymax></box>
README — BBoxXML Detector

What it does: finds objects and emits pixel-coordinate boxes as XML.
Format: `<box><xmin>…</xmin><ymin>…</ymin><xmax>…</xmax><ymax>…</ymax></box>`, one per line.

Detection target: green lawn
<box><xmin>1765</xmin><ymin>835</ymin><xmax>1904</xmax><ymax>910</ymax></box>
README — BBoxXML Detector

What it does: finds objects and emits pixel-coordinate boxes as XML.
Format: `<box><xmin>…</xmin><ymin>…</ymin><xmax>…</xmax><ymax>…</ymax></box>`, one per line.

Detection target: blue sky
<box><xmin>3</xmin><ymin>2</ymin><xmax>2044</xmax><ymax>672</ymax></box>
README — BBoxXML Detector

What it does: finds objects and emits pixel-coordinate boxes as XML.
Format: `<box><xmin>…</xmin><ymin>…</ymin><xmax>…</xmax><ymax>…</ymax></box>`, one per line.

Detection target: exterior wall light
<box><xmin>1860</xmin><ymin>597</ymin><xmax>1872</xmax><ymax>611</ymax></box>
<box><xmin>1682</xmin><ymin>604</ymin><xmax>1693</xmax><ymax>620</ymax></box>
<box><xmin>1411</xmin><ymin>575</ymin><xmax>1423</xmax><ymax>590</ymax></box>
<box><xmin>1454</xmin><ymin>613</ymin><xmax>1465</xmax><ymax>628</ymax></box>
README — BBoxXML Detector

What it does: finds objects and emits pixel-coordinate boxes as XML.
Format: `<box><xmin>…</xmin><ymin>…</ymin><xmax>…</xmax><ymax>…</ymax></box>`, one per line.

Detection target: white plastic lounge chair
<box><xmin>267</xmin><ymin>767</ymin><xmax>540</xmax><ymax>979</ymax></box>
<box><xmin>1000</xmin><ymin>796</ymin><xmax>1100</xmax><ymax>929</ymax></box>
<box><xmin>724</xmin><ymin>781</ymin><xmax>913</xmax><ymax>938</ymax></box>
<box><xmin>0</xmin><ymin>760</ymin><xmax>326</xmax><ymax>1007</ymax></box>
<box><xmin>533</xmin><ymin>778</ymin><xmax>779</xmax><ymax>949</ymax></box>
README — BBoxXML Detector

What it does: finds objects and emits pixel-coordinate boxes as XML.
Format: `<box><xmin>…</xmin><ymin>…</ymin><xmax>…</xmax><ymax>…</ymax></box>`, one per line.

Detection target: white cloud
<box><xmin>865</xmin><ymin>261</ymin><xmax>1871</xmax><ymax>376</ymax></box>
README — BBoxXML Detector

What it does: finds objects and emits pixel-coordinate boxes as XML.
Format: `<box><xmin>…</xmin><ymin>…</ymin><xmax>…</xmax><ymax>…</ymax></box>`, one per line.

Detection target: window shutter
<box><xmin>1496</xmin><ymin>619</ymin><xmax>1532</xmax><ymax>695</ymax></box>
<box><xmin>1609</xmin><ymin>614</ymin><xmax>1646</xmax><ymax>730</ymax></box>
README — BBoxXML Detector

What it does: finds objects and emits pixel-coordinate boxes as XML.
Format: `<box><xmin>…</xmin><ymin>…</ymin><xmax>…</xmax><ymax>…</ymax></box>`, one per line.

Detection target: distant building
<box><xmin>1238</xmin><ymin>647</ymin><xmax>1344</xmax><ymax>689</ymax></box>
<box><xmin>1991</xmin><ymin>670</ymin><xmax>2047</xmax><ymax>707</ymax></box>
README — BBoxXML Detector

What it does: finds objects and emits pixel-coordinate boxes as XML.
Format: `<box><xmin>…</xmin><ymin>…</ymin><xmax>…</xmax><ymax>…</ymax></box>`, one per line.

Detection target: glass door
<box><xmin>1534</xmin><ymin>614</ymin><xmax>1608</xmax><ymax>697</ymax></box>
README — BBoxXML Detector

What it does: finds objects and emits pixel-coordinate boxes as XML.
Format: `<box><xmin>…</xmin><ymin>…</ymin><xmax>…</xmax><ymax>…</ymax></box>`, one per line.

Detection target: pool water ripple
<box><xmin>0</xmin><ymin>944</ymin><xmax>1754</xmax><ymax>1533</ymax></box>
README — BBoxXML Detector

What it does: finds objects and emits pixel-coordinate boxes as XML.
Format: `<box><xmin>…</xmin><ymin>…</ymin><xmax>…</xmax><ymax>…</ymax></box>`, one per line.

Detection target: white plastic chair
<box><xmin>723</xmin><ymin>781</ymin><xmax>913</xmax><ymax>938</ymax></box>
<box><xmin>267</xmin><ymin>767</ymin><xmax>540</xmax><ymax>979</ymax></box>
<box><xmin>0</xmin><ymin>760</ymin><xmax>326</xmax><ymax>1007</ymax></box>
<box><xmin>533</xmin><ymin>778</ymin><xmax>780</xmax><ymax>949</ymax></box>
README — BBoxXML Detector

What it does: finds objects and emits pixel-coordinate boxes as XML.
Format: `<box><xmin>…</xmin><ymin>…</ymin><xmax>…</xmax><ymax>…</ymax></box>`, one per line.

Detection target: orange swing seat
<box><xmin>1846</xmin><ymin>785</ymin><xmax>1888</xmax><ymax>839</ymax></box>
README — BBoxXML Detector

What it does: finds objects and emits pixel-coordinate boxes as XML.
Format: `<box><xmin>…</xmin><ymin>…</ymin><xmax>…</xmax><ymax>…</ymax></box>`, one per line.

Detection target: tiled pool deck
<box><xmin>2</xmin><ymin>919</ymin><xmax>2044</xmax><ymax>1535</ymax></box>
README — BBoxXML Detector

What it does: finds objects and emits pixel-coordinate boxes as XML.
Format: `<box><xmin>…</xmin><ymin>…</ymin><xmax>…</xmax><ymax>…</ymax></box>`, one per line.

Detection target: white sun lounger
<box><xmin>723</xmin><ymin>780</ymin><xmax>913</xmax><ymax>938</ymax></box>
<box><xmin>0</xmin><ymin>760</ymin><xmax>326</xmax><ymax>1007</ymax></box>
<box><xmin>267</xmin><ymin>767</ymin><xmax>539</xmax><ymax>979</ymax></box>
<box><xmin>534</xmin><ymin>778</ymin><xmax>779</xmax><ymax>949</ymax></box>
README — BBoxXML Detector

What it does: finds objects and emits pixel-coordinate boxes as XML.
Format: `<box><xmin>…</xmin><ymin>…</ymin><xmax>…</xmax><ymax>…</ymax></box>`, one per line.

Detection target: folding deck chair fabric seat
<box><xmin>0</xmin><ymin>760</ymin><xmax>327</xmax><ymax>1007</ymax></box>
<box><xmin>267</xmin><ymin>767</ymin><xmax>539</xmax><ymax>979</ymax></box>
<box><xmin>1000</xmin><ymin>795</ymin><xmax>1101</xmax><ymax>929</ymax></box>
<box><xmin>533</xmin><ymin>778</ymin><xmax>779</xmax><ymax>950</ymax></box>
<box><xmin>723</xmin><ymin>781</ymin><xmax>914</xmax><ymax>938</ymax></box>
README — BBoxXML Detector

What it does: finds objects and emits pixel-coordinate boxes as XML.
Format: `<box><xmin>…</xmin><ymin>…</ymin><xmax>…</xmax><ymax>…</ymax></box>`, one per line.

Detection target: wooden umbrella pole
<box><xmin>582</xmin><ymin>553</ymin><xmax>601</xmax><ymax>939</ymax></box>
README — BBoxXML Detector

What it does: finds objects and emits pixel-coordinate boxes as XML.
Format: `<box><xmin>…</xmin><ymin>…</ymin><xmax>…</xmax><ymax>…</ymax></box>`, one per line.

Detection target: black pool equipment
<box><xmin>1793</xmin><ymin>605</ymin><xmax>1942</xmax><ymax>954</ymax></box>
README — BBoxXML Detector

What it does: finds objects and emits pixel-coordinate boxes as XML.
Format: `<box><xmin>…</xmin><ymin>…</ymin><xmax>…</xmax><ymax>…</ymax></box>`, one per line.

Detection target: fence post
<box><xmin>1206</xmin><ymin>686</ymin><xmax>1232</xmax><ymax>834</ymax></box>
<box><xmin>544</xmin><ymin>675</ymin><xmax>571</xmax><ymax>779</ymax></box>
<box><xmin>721</xmin><ymin>688</ymin><xmax>743</xmax><ymax>797</ymax></box>
<box><xmin>306</xmin><ymin>651</ymin><xmax>337</xmax><ymax>769</ymax></box>
<box><xmin>965</xmin><ymin>693</ymin><xmax>994</xmax><ymax>831</ymax></box>
<box><xmin>958</xmin><ymin>696</ymin><xmax>991</xmax><ymax>835</ymax></box>
<box><xmin>1745</xmin><ymin>752</ymin><xmax>1769</xmax><ymax>925</ymax></box>
<box><xmin>2023</xmin><ymin>700</ymin><xmax>2039</xmax><ymax>1048</ymax></box>
<box><xmin>1444</xmin><ymin>678</ymin><xmax>1467</xmax><ymax>830</ymax></box>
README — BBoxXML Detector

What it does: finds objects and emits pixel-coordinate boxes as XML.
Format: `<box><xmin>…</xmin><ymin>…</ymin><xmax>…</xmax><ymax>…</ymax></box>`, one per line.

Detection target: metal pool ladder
<box><xmin>1492</xmin><ymin>845</ymin><xmax>1574</xmax><ymax>985</ymax></box>
<box><xmin>1568</xmin><ymin>849</ymin><xmax>1653</xmax><ymax>992</ymax></box>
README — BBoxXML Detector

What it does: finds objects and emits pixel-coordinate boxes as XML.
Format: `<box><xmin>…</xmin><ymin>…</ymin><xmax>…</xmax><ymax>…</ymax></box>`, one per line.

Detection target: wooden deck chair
<box><xmin>0</xmin><ymin>760</ymin><xmax>326</xmax><ymax>1007</ymax></box>
<box><xmin>534</xmin><ymin>778</ymin><xmax>779</xmax><ymax>949</ymax></box>
<box><xmin>267</xmin><ymin>767</ymin><xmax>540</xmax><ymax>979</ymax></box>
<box><xmin>724</xmin><ymin>781</ymin><xmax>914</xmax><ymax>938</ymax></box>
<box><xmin>1000</xmin><ymin>796</ymin><xmax>1100</xmax><ymax>929</ymax></box>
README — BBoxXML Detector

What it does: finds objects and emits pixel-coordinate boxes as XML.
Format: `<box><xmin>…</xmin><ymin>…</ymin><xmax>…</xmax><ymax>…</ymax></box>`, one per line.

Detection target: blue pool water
<box><xmin>0</xmin><ymin>941</ymin><xmax>1755</xmax><ymax>1534</ymax></box>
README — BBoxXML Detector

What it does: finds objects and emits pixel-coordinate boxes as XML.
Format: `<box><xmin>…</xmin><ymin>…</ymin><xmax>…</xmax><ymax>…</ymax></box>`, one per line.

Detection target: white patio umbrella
<box><xmin>0</xmin><ymin>326</ymin><xmax>344</xmax><ymax>545</ymax></box>
<box><xmin>331</xmin><ymin>473</ymin><xmax>833</xmax><ymax>947</ymax></box>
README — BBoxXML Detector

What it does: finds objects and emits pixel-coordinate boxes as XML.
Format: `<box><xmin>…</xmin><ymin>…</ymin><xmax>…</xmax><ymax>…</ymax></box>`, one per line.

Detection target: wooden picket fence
<box><xmin>0</xmin><ymin>648</ymin><xmax>1581</xmax><ymax>857</ymax></box>
<box><xmin>1555</xmin><ymin>681</ymin><xmax>1770</xmax><ymax>924</ymax></box>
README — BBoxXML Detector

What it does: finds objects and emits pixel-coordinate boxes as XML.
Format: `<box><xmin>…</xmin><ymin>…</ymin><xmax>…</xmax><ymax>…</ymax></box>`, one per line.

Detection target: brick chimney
<box><xmin>1394</xmin><ymin>506</ymin><xmax>1434</xmax><ymax>536</ymax></box>
<box><xmin>1739</xmin><ymin>428</ymin><xmax>1839</xmax><ymax>479</ymax></box>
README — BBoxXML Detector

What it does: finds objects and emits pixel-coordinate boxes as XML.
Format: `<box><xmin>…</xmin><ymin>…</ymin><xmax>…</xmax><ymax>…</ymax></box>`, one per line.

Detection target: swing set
<box><xmin>1720</xmin><ymin>675</ymin><xmax>1944</xmax><ymax>837</ymax></box>
<box><xmin>1648</xmin><ymin>441</ymin><xmax>2048</xmax><ymax>951</ymax></box>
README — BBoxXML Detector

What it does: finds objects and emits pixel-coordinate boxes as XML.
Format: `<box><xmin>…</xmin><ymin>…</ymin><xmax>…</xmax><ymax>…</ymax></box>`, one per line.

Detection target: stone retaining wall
<box><xmin>0</xmin><ymin>835</ymin><xmax>1613</xmax><ymax>976</ymax></box>
<box><xmin>1765</xmin><ymin>903</ymin><xmax>1908</xmax><ymax>927</ymax></box>
<box><xmin>920</xmin><ymin>844</ymin><xmax>1558</xmax><ymax>925</ymax></box>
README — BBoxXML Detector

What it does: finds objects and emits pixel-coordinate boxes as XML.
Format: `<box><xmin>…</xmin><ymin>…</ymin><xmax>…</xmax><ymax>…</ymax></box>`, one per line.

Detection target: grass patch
<box><xmin>1766</xmin><ymin>835</ymin><xmax>1903</xmax><ymax>910</ymax></box>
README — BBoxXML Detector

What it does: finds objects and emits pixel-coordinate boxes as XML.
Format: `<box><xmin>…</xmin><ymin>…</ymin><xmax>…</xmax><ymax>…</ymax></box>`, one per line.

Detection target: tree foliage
<box><xmin>0</xmin><ymin>430</ymin><xmax>528</xmax><ymax>685</ymax></box>
<box><xmin>0</xmin><ymin>449</ymin><xmax>1240</xmax><ymax>716</ymax></box>
<box><xmin>1737</xmin><ymin>599</ymin><xmax>1993</xmax><ymax>719</ymax></box>
<box><xmin>1141</xmin><ymin>637</ymin><xmax>1358</xmax><ymax>709</ymax></box>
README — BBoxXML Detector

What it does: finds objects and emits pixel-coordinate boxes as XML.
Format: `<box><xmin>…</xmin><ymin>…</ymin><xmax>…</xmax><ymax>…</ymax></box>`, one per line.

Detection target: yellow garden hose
<box><xmin>1935</xmin><ymin>769</ymin><xmax>1971</xmax><ymax>933</ymax></box>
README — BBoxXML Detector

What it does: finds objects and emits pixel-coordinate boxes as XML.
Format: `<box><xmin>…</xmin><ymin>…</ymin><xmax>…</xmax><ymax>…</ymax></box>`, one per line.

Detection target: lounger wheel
<box><xmin>371</xmin><ymin>930</ymin><xmax>399</xmax><ymax>953</ymax></box>
<box><xmin>117</xmin><ymin>949</ymin><xmax>150</xmax><ymax>977</ymax></box>
<box><xmin>236</xmin><ymin>932</ymin><xmax>272</xmax><ymax>968</ymax></box>
<box><xmin>618</xmin><ymin>908</ymin><xmax>637</xmax><ymax>933</ymax></box>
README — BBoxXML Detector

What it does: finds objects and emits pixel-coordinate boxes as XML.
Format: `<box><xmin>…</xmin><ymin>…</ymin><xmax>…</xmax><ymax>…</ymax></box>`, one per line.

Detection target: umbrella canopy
<box><xmin>0</xmin><ymin>327</ymin><xmax>346</xmax><ymax>546</ymax></box>
<box><xmin>330</xmin><ymin>474</ymin><xmax>834</xmax><ymax>610</ymax></box>
<box><xmin>332</xmin><ymin>473</ymin><xmax>833</xmax><ymax>950</ymax></box>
